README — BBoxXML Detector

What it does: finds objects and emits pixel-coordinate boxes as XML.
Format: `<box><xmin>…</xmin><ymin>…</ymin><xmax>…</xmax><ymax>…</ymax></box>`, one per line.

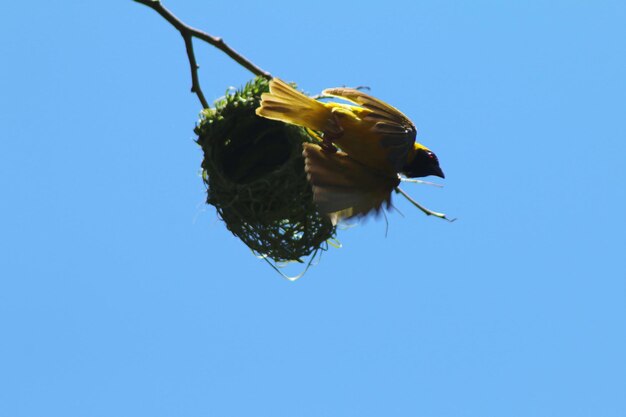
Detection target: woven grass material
<box><xmin>195</xmin><ymin>77</ymin><xmax>336</xmax><ymax>263</ymax></box>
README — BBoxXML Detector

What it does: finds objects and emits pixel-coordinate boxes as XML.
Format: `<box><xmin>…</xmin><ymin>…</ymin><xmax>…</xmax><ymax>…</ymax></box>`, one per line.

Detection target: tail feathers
<box><xmin>302</xmin><ymin>143</ymin><xmax>400</xmax><ymax>224</ymax></box>
<box><xmin>256</xmin><ymin>78</ymin><xmax>339</xmax><ymax>135</ymax></box>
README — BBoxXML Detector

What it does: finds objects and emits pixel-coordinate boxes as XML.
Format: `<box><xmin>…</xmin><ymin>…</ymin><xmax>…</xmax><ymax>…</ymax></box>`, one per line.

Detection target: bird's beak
<box><xmin>433</xmin><ymin>166</ymin><xmax>445</xmax><ymax>179</ymax></box>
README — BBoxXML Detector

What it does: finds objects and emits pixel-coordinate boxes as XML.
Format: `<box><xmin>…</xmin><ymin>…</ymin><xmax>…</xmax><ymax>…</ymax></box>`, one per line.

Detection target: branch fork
<box><xmin>134</xmin><ymin>0</ymin><xmax>272</xmax><ymax>108</ymax></box>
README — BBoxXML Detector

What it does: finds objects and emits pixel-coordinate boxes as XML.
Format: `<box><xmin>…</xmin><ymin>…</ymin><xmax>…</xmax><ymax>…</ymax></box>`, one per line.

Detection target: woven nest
<box><xmin>195</xmin><ymin>77</ymin><xmax>336</xmax><ymax>263</ymax></box>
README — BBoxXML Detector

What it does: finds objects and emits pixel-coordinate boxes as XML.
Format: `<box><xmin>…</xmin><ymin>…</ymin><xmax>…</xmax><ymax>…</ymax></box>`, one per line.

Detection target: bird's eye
<box><xmin>428</xmin><ymin>152</ymin><xmax>436</xmax><ymax>159</ymax></box>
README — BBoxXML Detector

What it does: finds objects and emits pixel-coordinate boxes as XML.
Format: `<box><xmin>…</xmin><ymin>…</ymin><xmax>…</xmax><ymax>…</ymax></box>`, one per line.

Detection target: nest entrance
<box><xmin>219</xmin><ymin>121</ymin><xmax>291</xmax><ymax>184</ymax></box>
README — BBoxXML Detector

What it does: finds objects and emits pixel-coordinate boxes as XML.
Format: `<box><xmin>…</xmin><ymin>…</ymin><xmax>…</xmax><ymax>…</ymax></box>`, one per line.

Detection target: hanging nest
<box><xmin>195</xmin><ymin>77</ymin><xmax>336</xmax><ymax>263</ymax></box>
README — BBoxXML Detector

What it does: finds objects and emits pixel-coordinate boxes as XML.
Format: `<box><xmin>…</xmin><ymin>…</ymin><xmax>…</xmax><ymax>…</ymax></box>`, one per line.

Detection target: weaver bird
<box><xmin>256</xmin><ymin>78</ymin><xmax>451</xmax><ymax>223</ymax></box>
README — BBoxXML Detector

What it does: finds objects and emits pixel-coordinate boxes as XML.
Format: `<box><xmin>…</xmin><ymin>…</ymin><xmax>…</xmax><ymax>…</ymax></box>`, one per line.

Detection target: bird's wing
<box><xmin>302</xmin><ymin>143</ymin><xmax>400</xmax><ymax>224</ymax></box>
<box><xmin>322</xmin><ymin>87</ymin><xmax>417</xmax><ymax>172</ymax></box>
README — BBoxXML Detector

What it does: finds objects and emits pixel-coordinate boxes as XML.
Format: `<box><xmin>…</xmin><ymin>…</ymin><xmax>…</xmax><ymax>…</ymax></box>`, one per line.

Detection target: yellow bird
<box><xmin>256</xmin><ymin>78</ymin><xmax>449</xmax><ymax>223</ymax></box>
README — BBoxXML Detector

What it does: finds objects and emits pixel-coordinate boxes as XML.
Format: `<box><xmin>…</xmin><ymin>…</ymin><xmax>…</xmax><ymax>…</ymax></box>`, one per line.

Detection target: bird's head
<box><xmin>402</xmin><ymin>144</ymin><xmax>445</xmax><ymax>178</ymax></box>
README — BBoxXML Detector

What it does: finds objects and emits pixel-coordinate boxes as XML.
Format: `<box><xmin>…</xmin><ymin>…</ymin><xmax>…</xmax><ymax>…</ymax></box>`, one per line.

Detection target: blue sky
<box><xmin>1</xmin><ymin>1</ymin><xmax>625</xmax><ymax>416</ymax></box>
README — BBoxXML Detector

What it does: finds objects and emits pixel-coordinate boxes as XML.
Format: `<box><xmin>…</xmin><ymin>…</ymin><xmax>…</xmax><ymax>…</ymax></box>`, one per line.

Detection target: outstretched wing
<box><xmin>302</xmin><ymin>143</ymin><xmax>400</xmax><ymax>224</ymax></box>
<box><xmin>322</xmin><ymin>87</ymin><xmax>417</xmax><ymax>172</ymax></box>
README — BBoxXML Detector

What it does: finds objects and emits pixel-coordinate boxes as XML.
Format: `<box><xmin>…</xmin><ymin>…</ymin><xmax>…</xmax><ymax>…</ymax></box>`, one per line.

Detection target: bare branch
<box><xmin>134</xmin><ymin>0</ymin><xmax>272</xmax><ymax>108</ymax></box>
<box><xmin>182</xmin><ymin>33</ymin><xmax>208</xmax><ymax>109</ymax></box>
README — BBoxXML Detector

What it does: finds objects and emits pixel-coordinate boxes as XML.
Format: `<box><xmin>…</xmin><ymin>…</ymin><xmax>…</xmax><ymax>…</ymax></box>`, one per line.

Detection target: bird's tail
<box><xmin>256</xmin><ymin>78</ymin><xmax>338</xmax><ymax>134</ymax></box>
<box><xmin>302</xmin><ymin>143</ymin><xmax>400</xmax><ymax>225</ymax></box>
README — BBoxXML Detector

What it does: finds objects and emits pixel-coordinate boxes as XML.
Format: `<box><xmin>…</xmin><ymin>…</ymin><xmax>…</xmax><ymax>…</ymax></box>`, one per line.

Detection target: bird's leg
<box><xmin>318</xmin><ymin>111</ymin><xmax>349</xmax><ymax>153</ymax></box>
<box><xmin>304</xmin><ymin>127</ymin><xmax>338</xmax><ymax>152</ymax></box>
<box><xmin>320</xmin><ymin>135</ymin><xmax>339</xmax><ymax>153</ymax></box>
<box><xmin>395</xmin><ymin>187</ymin><xmax>456</xmax><ymax>222</ymax></box>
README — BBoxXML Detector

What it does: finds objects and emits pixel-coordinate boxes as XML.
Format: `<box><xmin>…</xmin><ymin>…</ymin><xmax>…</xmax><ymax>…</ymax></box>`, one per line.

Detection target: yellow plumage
<box><xmin>256</xmin><ymin>78</ymin><xmax>446</xmax><ymax>222</ymax></box>
<box><xmin>256</xmin><ymin>79</ymin><xmax>422</xmax><ymax>175</ymax></box>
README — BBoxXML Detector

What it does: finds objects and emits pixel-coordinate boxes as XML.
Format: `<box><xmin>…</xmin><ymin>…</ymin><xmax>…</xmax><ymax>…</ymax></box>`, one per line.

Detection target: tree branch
<box><xmin>134</xmin><ymin>0</ymin><xmax>272</xmax><ymax>108</ymax></box>
<box><xmin>181</xmin><ymin>33</ymin><xmax>208</xmax><ymax>109</ymax></box>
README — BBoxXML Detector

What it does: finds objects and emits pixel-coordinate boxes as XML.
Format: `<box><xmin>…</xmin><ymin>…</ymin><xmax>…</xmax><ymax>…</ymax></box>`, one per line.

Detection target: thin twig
<box><xmin>134</xmin><ymin>0</ymin><xmax>272</xmax><ymax>108</ymax></box>
<box><xmin>181</xmin><ymin>34</ymin><xmax>208</xmax><ymax>108</ymax></box>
